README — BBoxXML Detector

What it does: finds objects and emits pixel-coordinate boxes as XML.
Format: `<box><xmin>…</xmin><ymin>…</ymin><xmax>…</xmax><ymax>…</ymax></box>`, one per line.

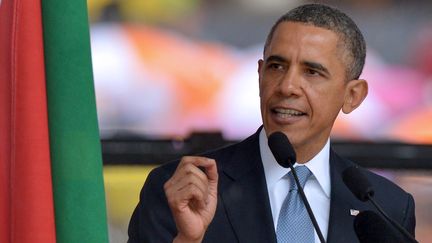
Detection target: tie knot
<box><xmin>288</xmin><ymin>166</ymin><xmax>311</xmax><ymax>190</ymax></box>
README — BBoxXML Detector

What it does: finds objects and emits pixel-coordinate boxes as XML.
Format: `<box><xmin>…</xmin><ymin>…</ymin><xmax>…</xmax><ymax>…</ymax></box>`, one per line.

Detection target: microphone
<box><xmin>268</xmin><ymin>131</ymin><xmax>326</xmax><ymax>243</ymax></box>
<box><xmin>342</xmin><ymin>166</ymin><xmax>417</xmax><ymax>243</ymax></box>
<box><xmin>267</xmin><ymin>131</ymin><xmax>296</xmax><ymax>168</ymax></box>
<box><xmin>354</xmin><ymin>210</ymin><xmax>405</xmax><ymax>243</ymax></box>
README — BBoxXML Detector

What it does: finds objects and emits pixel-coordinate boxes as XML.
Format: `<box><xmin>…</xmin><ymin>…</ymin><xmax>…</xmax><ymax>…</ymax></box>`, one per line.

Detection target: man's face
<box><xmin>259</xmin><ymin>21</ymin><xmax>352</xmax><ymax>162</ymax></box>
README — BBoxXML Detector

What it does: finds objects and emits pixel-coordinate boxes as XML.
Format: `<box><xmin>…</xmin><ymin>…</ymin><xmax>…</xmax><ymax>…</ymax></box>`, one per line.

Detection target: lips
<box><xmin>272</xmin><ymin>108</ymin><xmax>306</xmax><ymax>118</ymax></box>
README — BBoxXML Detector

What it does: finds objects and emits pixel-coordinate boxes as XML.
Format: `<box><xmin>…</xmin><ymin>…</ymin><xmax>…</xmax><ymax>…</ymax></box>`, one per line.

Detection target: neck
<box><xmin>294</xmin><ymin>139</ymin><xmax>329</xmax><ymax>164</ymax></box>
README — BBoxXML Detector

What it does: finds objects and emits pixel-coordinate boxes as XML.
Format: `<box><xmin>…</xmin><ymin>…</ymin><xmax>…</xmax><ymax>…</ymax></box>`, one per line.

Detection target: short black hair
<box><xmin>264</xmin><ymin>3</ymin><xmax>366</xmax><ymax>80</ymax></box>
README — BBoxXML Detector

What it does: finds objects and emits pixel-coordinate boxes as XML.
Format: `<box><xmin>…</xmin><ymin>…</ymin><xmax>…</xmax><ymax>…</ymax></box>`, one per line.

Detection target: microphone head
<box><xmin>342</xmin><ymin>166</ymin><xmax>375</xmax><ymax>202</ymax></box>
<box><xmin>268</xmin><ymin>131</ymin><xmax>296</xmax><ymax>168</ymax></box>
<box><xmin>354</xmin><ymin>210</ymin><xmax>404</xmax><ymax>243</ymax></box>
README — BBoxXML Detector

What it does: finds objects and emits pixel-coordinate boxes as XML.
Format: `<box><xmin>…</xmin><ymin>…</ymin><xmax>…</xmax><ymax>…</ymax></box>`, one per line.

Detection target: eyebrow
<box><xmin>265</xmin><ymin>55</ymin><xmax>287</xmax><ymax>63</ymax></box>
<box><xmin>265</xmin><ymin>55</ymin><xmax>331</xmax><ymax>76</ymax></box>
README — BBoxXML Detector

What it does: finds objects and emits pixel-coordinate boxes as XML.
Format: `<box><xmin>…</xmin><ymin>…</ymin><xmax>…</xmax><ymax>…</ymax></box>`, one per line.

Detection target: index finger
<box><xmin>180</xmin><ymin>156</ymin><xmax>218</xmax><ymax>182</ymax></box>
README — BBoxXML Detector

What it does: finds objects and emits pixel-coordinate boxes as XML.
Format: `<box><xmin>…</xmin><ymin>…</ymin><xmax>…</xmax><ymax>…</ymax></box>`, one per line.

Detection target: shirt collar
<box><xmin>260</xmin><ymin>128</ymin><xmax>331</xmax><ymax>198</ymax></box>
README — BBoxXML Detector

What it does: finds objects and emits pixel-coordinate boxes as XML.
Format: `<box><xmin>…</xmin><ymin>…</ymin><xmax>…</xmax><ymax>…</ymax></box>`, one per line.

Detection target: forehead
<box><xmin>266</xmin><ymin>21</ymin><xmax>347</xmax><ymax>76</ymax></box>
<box><xmin>266</xmin><ymin>21</ymin><xmax>341</xmax><ymax>56</ymax></box>
<box><xmin>269</xmin><ymin>21</ymin><xmax>340</xmax><ymax>47</ymax></box>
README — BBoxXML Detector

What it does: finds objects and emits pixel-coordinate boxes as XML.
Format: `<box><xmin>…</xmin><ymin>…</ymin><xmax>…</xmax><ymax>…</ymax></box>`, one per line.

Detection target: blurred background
<box><xmin>86</xmin><ymin>0</ymin><xmax>432</xmax><ymax>242</ymax></box>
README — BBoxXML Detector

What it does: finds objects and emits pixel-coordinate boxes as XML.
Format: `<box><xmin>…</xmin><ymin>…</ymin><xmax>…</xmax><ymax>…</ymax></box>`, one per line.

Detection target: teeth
<box><xmin>274</xmin><ymin>108</ymin><xmax>304</xmax><ymax>116</ymax></box>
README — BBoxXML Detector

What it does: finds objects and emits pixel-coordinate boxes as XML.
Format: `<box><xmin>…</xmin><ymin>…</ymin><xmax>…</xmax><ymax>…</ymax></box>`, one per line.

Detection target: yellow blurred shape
<box><xmin>87</xmin><ymin>0</ymin><xmax>112</xmax><ymax>22</ymax></box>
<box><xmin>119</xmin><ymin>0</ymin><xmax>199</xmax><ymax>23</ymax></box>
<box><xmin>87</xmin><ymin>0</ymin><xmax>200</xmax><ymax>23</ymax></box>
<box><xmin>103</xmin><ymin>165</ymin><xmax>157</xmax><ymax>226</ymax></box>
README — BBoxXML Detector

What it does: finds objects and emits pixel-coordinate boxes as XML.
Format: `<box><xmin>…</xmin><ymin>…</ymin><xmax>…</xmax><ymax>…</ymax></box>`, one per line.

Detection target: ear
<box><xmin>342</xmin><ymin>79</ymin><xmax>368</xmax><ymax>114</ymax></box>
<box><xmin>258</xmin><ymin>59</ymin><xmax>264</xmax><ymax>75</ymax></box>
<box><xmin>258</xmin><ymin>59</ymin><xmax>264</xmax><ymax>97</ymax></box>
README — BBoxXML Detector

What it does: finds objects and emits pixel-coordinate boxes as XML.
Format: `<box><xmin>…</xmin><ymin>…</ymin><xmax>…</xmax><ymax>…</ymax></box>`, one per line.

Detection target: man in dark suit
<box><xmin>128</xmin><ymin>3</ymin><xmax>416</xmax><ymax>243</ymax></box>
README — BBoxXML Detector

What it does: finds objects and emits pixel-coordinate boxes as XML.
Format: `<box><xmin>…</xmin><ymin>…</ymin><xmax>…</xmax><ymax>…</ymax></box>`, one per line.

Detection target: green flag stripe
<box><xmin>41</xmin><ymin>0</ymin><xmax>109</xmax><ymax>242</ymax></box>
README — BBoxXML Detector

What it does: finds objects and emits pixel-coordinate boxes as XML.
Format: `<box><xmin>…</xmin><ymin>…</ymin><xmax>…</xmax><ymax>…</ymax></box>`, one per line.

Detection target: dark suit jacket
<box><xmin>128</xmin><ymin>128</ymin><xmax>416</xmax><ymax>243</ymax></box>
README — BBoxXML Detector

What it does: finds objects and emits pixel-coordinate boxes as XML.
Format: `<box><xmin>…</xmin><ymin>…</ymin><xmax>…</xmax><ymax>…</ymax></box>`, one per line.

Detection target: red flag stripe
<box><xmin>0</xmin><ymin>0</ymin><xmax>57</xmax><ymax>242</ymax></box>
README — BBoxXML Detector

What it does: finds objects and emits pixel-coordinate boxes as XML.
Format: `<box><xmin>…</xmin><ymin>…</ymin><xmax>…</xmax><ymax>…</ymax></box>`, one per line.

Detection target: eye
<box><xmin>305</xmin><ymin>69</ymin><xmax>320</xmax><ymax>76</ymax></box>
<box><xmin>267</xmin><ymin>63</ymin><xmax>284</xmax><ymax>71</ymax></box>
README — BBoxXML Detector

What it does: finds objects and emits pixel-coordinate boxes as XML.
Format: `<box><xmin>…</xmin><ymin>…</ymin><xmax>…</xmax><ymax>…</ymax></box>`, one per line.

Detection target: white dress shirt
<box><xmin>259</xmin><ymin>129</ymin><xmax>331</xmax><ymax>243</ymax></box>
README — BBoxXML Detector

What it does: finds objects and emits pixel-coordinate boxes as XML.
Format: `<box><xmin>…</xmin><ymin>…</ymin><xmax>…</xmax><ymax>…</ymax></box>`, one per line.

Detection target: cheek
<box><xmin>259</xmin><ymin>79</ymin><xmax>273</xmax><ymax>100</ymax></box>
<box><xmin>307</xmin><ymin>84</ymin><xmax>346</xmax><ymax>118</ymax></box>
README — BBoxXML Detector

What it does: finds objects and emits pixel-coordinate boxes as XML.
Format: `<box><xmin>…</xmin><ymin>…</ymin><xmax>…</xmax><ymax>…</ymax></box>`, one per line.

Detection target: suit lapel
<box><xmin>327</xmin><ymin>149</ymin><xmax>366</xmax><ymax>243</ymax></box>
<box><xmin>219</xmin><ymin>131</ymin><xmax>277</xmax><ymax>243</ymax></box>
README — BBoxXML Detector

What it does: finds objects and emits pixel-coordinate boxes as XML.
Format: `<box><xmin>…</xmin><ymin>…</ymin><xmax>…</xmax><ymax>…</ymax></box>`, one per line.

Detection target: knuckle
<box><xmin>163</xmin><ymin>180</ymin><xmax>171</xmax><ymax>191</ymax></box>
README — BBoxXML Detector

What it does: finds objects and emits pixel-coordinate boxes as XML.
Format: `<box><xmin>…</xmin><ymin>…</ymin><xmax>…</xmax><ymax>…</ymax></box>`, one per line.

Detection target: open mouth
<box><xmin>272</xmin><ymin>108</ymin><xmax>306</xmax><ymax>118</ymax></box>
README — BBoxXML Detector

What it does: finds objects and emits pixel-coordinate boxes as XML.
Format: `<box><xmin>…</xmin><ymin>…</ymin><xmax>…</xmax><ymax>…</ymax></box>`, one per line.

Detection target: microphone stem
<box><xmin>368</xmin><ymin>195</ymin><xmax>417</xmax><ymax>243</ymax></box>
<box><xmin>289</xmin><ymin>164</ymin><xmax>326</xmax><ymax>243</ymax></box>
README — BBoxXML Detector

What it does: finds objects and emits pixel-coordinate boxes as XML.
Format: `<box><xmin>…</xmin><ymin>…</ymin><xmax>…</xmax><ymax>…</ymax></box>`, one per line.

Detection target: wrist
<box><xmin>173</xmin><ymin>234</ymin><xmax>203</xmax><ymax>243</ymax></box>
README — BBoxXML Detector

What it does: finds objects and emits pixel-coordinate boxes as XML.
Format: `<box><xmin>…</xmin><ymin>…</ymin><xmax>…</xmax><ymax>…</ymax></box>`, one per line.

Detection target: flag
<box><xmin>41</xmin><ymin>0</ymin><xmax>109</xmax><ymax>242</ymax></box>
<box><xmin>0</xmin><ymin>0</ymin><xmax>57</xmax><ymax>242</ymax></box>
<box><xmin>0</xmin><ymin>0</ymin><xmax>109</xmax><ymax>242</ymax></box>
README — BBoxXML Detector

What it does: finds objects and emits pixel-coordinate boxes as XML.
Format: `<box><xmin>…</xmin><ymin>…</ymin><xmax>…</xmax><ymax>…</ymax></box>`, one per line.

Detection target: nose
<box><xmin>278</xmin><ymin>68</ymin><xmax>302</xmax><ymax>97</ymax></box>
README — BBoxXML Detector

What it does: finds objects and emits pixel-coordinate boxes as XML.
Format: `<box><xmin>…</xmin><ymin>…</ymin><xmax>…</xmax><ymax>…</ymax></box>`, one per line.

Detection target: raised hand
<box><xmin>164</xmin><ymin>156</ymin><xmax>218</xmax><ymax>243</ymax></box>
